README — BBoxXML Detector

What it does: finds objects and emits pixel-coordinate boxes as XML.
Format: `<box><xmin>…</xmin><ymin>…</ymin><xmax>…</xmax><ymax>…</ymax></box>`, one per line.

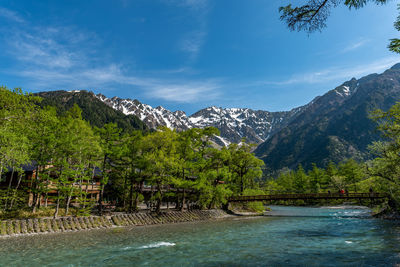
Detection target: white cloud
<box><xmin>145</xmin><ymin>81</ymin><xmax>220</xmax><ymax>102</ymax></box>
<box><xmin>162</xmin><ymin>0</ymin><xmax>208</xmax><ymax>10</ymax></box>
<box><xmin>163</xmin><ymin>0</ymin><xmax>209</xmax><ymax>61</ymax></box>
<box><xmin>1</xmin><ymin>14</ymin><xmax>221</xmax><ymax>103</ymax></box>
<box><xmin>180</xmin><ymin>30</ymin><xmax>206</xmax><ymax>58</ymax></box>
<box><xmin>16</xmin><ymin>65</ymin><xmax>221</xmax><ymax>103</ymax></box>
<box><xmin>0</xmin><ymin>7</ymin><xmax>24</xmax><ymax>23</ymax></box>
<box><xmin>6</xmin><ymin>25</ymin><xmax>98</xmax><ymax>71</ymax></box>
<box><xmin>342</xmin><ymin>39</ymin><xmax>369</xmax><ymax>53</ymax></box>
<box><xmin>260</xmin><ymin>57</ymin><xmax>400</xmax><ymax>86</ymax></box>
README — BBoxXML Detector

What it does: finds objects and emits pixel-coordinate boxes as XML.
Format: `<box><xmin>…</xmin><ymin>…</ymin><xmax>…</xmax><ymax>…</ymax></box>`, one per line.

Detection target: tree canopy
<box><xmin>0</xmin><ymin>87</ymin><xmax>265</xmax><ymax>216</ymax></box>
<box><xmin>279</xmin><ymin>0</ymin><xmax>400</xmax><ymax>53</ymax></box>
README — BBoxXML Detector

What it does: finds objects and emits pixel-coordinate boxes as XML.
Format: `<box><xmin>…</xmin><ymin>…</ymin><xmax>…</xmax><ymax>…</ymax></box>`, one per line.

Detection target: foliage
<box><xmin>279</xmin><ymin>1</ymin><xmax>398</xmax><ymax>53</ymax></box>
<box><xmin>255</xmin><ymin>65</ymin><xmax>400</xmax><ymax>171</ymax></box>
<box><xmin>267</xmin><ymin>160</ymin><xmax>365</xmax><ymax>194</ymax></box>
<box><xmin>241</xmin><ymin>188</ymin><xmax>266</xmax><ymax>213</ymax></box>
<box><xmin>5</xmin><ymin>85</ymin><xmax>400</xmax><ymax>217</ymax></box>
<box><xmin>227</xmin><ymin>141</ymin><xmax>264</xmax><ymax>194</ymax></box>
<box><xmin>368</xmin><ymin>102</ymin><xmax>400</xmax><ymax>209</ymax></box>
<box><xmin>0</xmin><ymin>87</ymin><xmax>266</xmax><ymax>217</ymax></box>
<box><xmin>37</xmin><ymin>90</ymin><xmax>147</xmax><ymax>133</ymax></box>
<box><xmin>389</xmin><ymin>5</ymin><xmax>400</xmax><ymax>53</ymax></box>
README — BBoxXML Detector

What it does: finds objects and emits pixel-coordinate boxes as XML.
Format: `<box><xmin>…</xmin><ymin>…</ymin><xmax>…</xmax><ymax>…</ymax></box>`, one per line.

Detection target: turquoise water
<box><xmin>0</xmin><ymin>206</ymin><xmax>399</xmax><ymax>266</ymax></box>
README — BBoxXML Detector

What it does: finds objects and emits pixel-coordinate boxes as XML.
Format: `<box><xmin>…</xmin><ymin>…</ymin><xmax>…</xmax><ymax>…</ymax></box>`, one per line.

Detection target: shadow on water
<box><xmin>195</xmin><ymin>250</ymin><xmax>400</xmax><ymax>267</ymax></box>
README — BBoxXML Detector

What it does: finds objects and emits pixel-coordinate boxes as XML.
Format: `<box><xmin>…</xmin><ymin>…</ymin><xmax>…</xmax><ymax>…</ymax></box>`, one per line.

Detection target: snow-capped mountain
<box><xmin>95</xmin><ymin>94</ymin><xmax>307</xmax><ymax>145</ymax></box>
<box><xmin>37</xmin><ymin>63</ymin><xmax>400</xmax><ymax>171</ymax></box>
<box><xmin>188</xmin><ymin>106</ymin><xmax>304</xmax><ymax>144</ymax></box>
<box><xmin>96</xmin><ymin>94</ymin><xmax>193</xmax><ymax>130</ymax></box>
<box><xmin>94</xmin><ymin>71</ymin><xmax>364</xmax><ymax>146</ymax></box>
<box><xmin>94</xmin><ymin>73</ymin><xmax>362</xmax><ymax>146</ymax></box>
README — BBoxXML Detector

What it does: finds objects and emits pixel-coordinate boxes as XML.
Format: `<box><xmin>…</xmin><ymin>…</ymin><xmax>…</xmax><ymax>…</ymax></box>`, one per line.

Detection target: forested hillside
<box><xmin>37</xmin><ymin>90</ymin><xmax>147</xmax><ymax>132</ymax></box>
<box><xmin>255</xmin><ymin>64</ymin><xmax>400</xmax><ymax>171</ymax></box>
<box><xmin>0</xmin><ymin>87</ymin><xmax>265</xmax><ymax>217</ymax></box>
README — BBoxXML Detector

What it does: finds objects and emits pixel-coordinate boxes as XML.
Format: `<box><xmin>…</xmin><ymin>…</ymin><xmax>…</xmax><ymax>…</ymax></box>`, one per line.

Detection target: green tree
<box><xmin>123</xmin><ymin>131</ymin><xmax>147</xmax><ymax>212</ymax></box>
<box><xmin>141</xmin><ymin>127</ymin><xmax>178</xmax><ymax>213</ymax></box>
<box><xmin>173</xmin><ymin>128</ymin><xmax>203</xmax><ymax>210</ymax></box>
<box><xmin>279</xmin><ymin>0</ymin><xmax>399</xmax><ymax>53</ymax></box>
<box><xmin>95</xmin><ymin>123</ymin><xmax>122</xmax><ymax>215</ymax></box>
<box><xmin>276</xmin><ymin>169</ymin><xmax>296</xmax><ymax>193</ymax></box>
<box><xmin>308</xmin><ymin>163</ymin><xmax>324</xmax><ymax>193</ymax></box>
<box><xmin>52</xmin><ymin>105</ymin><xmax>102</xmax><ymax>217</ymax></box>
<box><xmin>369</xmin><ymin>102</ymin><xmax>400</xmax><ymax>209</ymax></box>
<box><xmin>29</xmin><ymin>106</ymin><xmax>60</xmax><ymax>212</ymax></box>
<box><xmin>228</xmin><ymin>141</ymin><xmax>264</xmax><ymax>194</ymax></box>
<box><xmin>0</xmin><ymin>87</ymin><xmax>41</xmax><ymax>211</ymax></box>
<box><xmin>294</xmin><ymin>164</ymin><xmax>310</xmax><ymax>193</ymax></box>
<box><xmin>337</xmin><ymin>159</ymin><xmax>364</xmax><ymax>191</ymax></box>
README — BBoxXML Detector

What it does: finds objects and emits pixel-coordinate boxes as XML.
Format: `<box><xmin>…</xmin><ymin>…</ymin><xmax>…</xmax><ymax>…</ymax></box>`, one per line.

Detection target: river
<box><xmin>0</xmin><ymin>206</ymin><xmax>399</xmax><ymax>266</ymax></box>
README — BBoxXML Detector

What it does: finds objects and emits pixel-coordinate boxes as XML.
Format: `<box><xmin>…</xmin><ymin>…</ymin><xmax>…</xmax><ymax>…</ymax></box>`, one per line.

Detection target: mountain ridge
<box><xmin>255</xmin><ymin>64</ymin><xmax>400</xmax><ymax>171</ymax></box>
<box><xmin>36</xmin><ymin>90</ymin><xmax>148</xmax><ymax>132</ymax></box>
<box><xmin>95</xmin><ymin>93</ymin><xmax>309</xmax><ymax>145</ymax></box>
<box><xmin>36</xmin><ymin>63</ymin><xmax>400</xmax><ymax>171</ymax></box>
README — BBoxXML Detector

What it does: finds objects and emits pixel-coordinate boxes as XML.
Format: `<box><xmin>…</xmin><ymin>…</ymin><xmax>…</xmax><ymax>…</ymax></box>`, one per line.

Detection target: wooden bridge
<box><xmin>228</xmin><ymin>192</ymin><xmax>389</xmax><ymax>202</ymax></box>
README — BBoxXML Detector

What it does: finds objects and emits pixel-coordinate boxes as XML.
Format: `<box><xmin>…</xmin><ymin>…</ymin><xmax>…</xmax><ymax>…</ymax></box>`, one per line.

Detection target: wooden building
<box><xmin>1</xmin><ymin>163</ymin><xmax>102</xmax><ymax>207</ymax></box>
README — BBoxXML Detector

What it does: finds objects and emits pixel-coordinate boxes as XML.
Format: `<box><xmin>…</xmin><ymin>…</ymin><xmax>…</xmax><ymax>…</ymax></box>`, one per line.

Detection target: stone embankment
<box><xmin>0</xmin><ymin>209</ymin><xmax>227</xmax><ymax>237</ymax></box>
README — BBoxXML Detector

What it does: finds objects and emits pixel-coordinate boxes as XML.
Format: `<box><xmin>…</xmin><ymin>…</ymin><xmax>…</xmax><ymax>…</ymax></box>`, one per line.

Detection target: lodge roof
<box><xmin>6</xmin><ymin>162</ymin><xmax>102</xmax><ymax>176</ymax></box>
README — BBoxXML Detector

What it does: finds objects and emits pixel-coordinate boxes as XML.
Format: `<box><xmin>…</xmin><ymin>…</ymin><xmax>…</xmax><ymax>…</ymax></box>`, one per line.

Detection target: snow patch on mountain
<box><xmin>95</xmin><ymin>94</ymin><xmax>305</xmax><ymax>145</ymax></box>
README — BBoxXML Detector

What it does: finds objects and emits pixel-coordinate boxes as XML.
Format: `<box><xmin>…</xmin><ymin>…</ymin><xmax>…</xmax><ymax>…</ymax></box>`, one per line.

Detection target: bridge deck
<box><xmin>228</xmin><ymin>193</ymin><xmax>388</xmax><ymax>202</ymax></box>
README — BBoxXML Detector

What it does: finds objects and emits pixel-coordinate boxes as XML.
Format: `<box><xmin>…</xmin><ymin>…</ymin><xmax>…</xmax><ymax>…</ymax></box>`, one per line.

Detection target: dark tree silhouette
<box><xmin>279</xmin><ymin>0</ymin><xmax>400</xmax><ymax>53</ymax></box>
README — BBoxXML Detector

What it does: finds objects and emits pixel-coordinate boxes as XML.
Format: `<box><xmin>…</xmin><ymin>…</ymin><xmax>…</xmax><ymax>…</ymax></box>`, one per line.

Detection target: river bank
<box><xmin>1</xmin><ymin>205</ymin><xmax>399</xmax><ymax>266</ymax></box>
<box><xmin>0</xmin><ymin>209</ymin><xmax>229</xmax><ymax>237</ymax></box>
<box><xmin>372</xmin><ymin>206</ymin><xmax>400</xmax><ymax>220</ymax></box>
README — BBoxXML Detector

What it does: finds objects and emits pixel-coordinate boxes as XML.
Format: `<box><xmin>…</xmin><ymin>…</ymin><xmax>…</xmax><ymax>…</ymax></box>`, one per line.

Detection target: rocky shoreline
<box><xmin>0</xmin><ymin>209</ymin><xmax>228</xmax><ymax>237</ymax></box>
<box><xmin>373</xmin><ymin>210</ymin><xmax>400</xmax><ymax>220</ymax></box>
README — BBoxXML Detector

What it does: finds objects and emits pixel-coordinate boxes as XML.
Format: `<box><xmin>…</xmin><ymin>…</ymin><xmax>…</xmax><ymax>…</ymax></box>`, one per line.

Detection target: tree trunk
<box><xmin>10</xmin><ymin>173</ymin><xmax>23</xmax><ymax>210</ymax></box>
<box><xmin>156</xmin><ymin>182</ymin><xmax>162</xmax><ymax>214</ymax></box>
<box><xmin>53</xmin><ymin>166</ymin><xmax>64</xmax><ymax>218</ymax></box>
<box><xmin>65</xmin><ymin>184</ymin><xmax>74</xmax><ymax>215</ymax></box>
<box><xmin>83</xmin><ymin>166</ymin><xmax>94</xmax><ymax>209</ymax></box>
<box><xmin>44</xmin><ymin>173</ymin><xmax>49</xmax><ymax>207</ymax></box>
<box><xmin>54</xmin><ymin>191</ymin><xmax>60</xmax><ymax>218</ymax></box>
<box><xmin>123</xmin><ymin>173</ymin><xmax>128</xmax><ymax>209</ymax></box>
<box><xmin>98</xmin><ymin>155</ymin><xmax>108</xmax><ymax>216</ymax></box>
<box><xmin>181</xmin><ymin>189</ymin><xmax>186</xmax><ymax>211</ymax></box>
<box><xmin>129</xmin><ymin>174</ymin><xmax>135</xmax><ymax>213</ymax></box>
<box><xmin>38</xmin><ymin>195</ymin><xmax>42</xmax><ymax>210</ymax></box>
<box><xmin>133</xmin><ymin>182</ymin><xmax>141</xmax><ymax>212</ymax></box>
<box><xmin>4</xmin><ymin>167</ymin><xmax>15</xmax><ymax>210</ymax></box>
<box><xmin>31</xmin><ymin>166</ymin><xmax>40</xmax><ymax>213</ymax></box>
<box><xmin>150</xmin><ymin>185</ymin><xmax>154</xmax><ymax>210</ymax></box>
<box><xmin>180</xmin><ymin>168</ymin><xmax>185</xmax><ymax>211</ymax></box>
<box><xmin>0</xmin><ymin>161</ymin><xmax>3</xmax><ymax>182</ymax></box>
<box><xmin>240</xmin><ymin>169</ymin><xmax>244</xmax><ymax>194</ymax></box>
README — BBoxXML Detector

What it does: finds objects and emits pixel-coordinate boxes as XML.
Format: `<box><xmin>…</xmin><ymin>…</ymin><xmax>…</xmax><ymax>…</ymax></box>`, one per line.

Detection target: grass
<box><xmin>0</xmin><ymin>207</ymin><xmax>79</xmax><ymax>220</ymax></box>
<box><xmin>230</xmin><ymin>201</ymin><xmax>266</xmax><ymax>214</ymax></box>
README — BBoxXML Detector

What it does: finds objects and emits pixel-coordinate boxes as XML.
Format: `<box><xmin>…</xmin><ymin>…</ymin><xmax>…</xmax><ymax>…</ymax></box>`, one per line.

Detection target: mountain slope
<box><xmin>35</xmin><ymin>63</ymin><xmax>400</xmax><ymax>171</ymax></box>
<box><xmin>37</xmin><ymin>90</ymin><xmax>148</xmax><ymax>132</ymax></box>
<box><xmin>96</xmin><ymin>95</ymin><xmax>306</xmax><ymax>144</ymax></box>
<box><xmin>255</xmin><ymin>64</ymin><xmax>400</xmax><ymax>171</ymax></box>
<box><xmin>96</xmin><ymin>94</ymin><xmax>193</xmax><ymax>130</ymax></box>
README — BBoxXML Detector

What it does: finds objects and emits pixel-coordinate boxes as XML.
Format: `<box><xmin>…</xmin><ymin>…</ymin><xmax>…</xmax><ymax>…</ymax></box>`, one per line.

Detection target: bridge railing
<box><xmin>228</xmin><ymin>192</ymin><xmax>388</xmax><ymax>202</ymax></box>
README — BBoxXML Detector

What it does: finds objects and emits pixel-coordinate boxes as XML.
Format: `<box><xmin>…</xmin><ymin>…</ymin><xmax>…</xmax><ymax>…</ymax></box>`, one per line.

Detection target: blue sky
<box><xmin>0</xmin><ymin>0</ymin><xmax>399</xmax><ymax>115</ymax></box>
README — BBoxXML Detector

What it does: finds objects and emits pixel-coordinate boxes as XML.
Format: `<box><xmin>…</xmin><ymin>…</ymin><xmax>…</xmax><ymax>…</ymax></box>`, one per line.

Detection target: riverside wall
<box><xmin>0</xmin><ymin>209</ymin><xmax>227</xmax><ymax>237</ymax></box>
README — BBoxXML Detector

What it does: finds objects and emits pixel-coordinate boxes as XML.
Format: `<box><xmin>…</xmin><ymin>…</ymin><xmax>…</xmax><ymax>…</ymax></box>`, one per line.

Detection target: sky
<box><xmin>0</xmin><ymin>0</ymin><xmax>399</xmax><ymax>115</ymax></box>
